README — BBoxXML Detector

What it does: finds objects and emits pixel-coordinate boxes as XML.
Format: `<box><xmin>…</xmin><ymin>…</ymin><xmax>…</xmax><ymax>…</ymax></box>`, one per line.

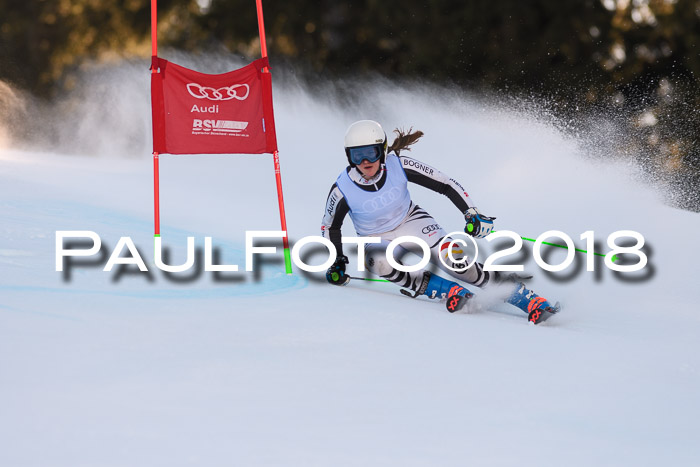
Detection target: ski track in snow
<box><xmin>1</xmin><ymin>64</ymin><xmax>699</xmax><ymax>466</ymax></box>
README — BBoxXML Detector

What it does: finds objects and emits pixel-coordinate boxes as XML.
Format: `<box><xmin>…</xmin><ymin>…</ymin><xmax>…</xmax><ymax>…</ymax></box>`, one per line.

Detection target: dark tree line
<box><xmin>0</xmin><ymin>0</ymin><xmax>203</xmax><ymax>92</ymax></box>
<box><xmin>1</xmin><ymin>0</ymin><xmax>698</xmax><ymax>209</ymax></box>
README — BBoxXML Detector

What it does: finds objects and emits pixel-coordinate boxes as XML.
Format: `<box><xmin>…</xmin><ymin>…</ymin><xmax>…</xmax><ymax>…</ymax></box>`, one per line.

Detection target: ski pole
<box><xmin>345</xmin><ymin>230</ymin><xmax>615</xmax><ymax>285</ymax></box>
<box><xmin>348</xmin><ymin>275</ymin><xmax>389</xmax><ymax>282</ymax></box>
<box><xmin>511</xmin><ymin>233</ymin><xmax>617</xmax><ymax>262</ymax></box>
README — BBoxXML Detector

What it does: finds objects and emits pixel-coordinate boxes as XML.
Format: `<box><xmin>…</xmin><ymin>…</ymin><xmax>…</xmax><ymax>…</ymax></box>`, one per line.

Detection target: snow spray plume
<box><xmin>0</xmin><ymin>64</ymin><xmax>147</xmax><ymax>157</ymax></box>
<box><xmin>0</xmin><ymin>81</ymin><xmax>30</xmax><ymax>150</ymax></box>
<box><xmin>49</xmin><ymin>61</ymin><xmax>153</xmax><ymax>158</ymax></box>
<box><xmin>3</xmin><ymin>50</ymin><xmax>693</xmax><ymax>212</ymax></box>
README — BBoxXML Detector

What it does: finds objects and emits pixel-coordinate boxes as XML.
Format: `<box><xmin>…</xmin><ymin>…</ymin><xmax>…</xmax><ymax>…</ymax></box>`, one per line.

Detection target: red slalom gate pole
<box><xmin>151</xmin><ymin>0</ymin><xmax>157</xmax><ymax>62</ymax></box>
<box><xmin>256</xmin><ymin>0</ymin><xmax>269</xmax><ymax>59</ymax></box>
<box><xmin>151</xmin><ymin>0</ymin><xmax>161</xmax><ymax>237</ymax></box>
<box><xmin>256</xmin><ymin>0</ymin><xmax>292</xmax><ymax>274</ymax></box>
<box><xmin>153</xmin><ymin>153</ymin><xmax>160</xmax><ymax>236</ymax></box>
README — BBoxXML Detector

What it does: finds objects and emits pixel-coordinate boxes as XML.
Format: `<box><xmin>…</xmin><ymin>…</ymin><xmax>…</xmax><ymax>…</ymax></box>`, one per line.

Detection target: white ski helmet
<box><xmin>344</xmin><ymin>120</ymin><xmax>388</xmax><ymax>166</ymax></box>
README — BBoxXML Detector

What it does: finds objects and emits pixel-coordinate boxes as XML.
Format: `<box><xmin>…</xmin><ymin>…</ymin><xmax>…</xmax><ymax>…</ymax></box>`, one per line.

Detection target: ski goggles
<box><xmin>346</xmin><ymin>144</ymin><xmax>383</xmax><ymax>165</ymax></box>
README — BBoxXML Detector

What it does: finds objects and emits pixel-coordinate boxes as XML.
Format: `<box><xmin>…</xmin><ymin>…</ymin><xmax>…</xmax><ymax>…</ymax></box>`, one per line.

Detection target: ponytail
<box><xmin>388</xmin><ymin>127</ymin><xmax>424</xmax><ymax>156</ymax></box>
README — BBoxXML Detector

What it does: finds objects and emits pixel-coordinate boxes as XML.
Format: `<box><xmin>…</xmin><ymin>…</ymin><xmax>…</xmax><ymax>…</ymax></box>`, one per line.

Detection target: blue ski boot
<box><xmin>506</xmin><ymin>282</ymin><xmax>560</xmax><ymax>324</ymax></box>
<box><xmin>413</xmin><ymin>272</ymin><xmax>474</xmax><ymax>313</ymax></box>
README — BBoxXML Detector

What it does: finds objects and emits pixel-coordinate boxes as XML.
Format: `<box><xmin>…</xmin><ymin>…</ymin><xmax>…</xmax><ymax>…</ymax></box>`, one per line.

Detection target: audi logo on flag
<box><xmin>186</xmin><ymin>83</ymin><xmax>250</xmax><ymax>101</ymax></box>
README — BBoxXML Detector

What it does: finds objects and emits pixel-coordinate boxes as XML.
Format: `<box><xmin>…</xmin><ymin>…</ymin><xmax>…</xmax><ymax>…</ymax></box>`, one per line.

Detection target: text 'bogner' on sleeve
<box><xmin>321</xmin><ymin>183</ymin><xmax>350</xmax><ymax>257</ymax></box>
<box><xmin>399</xmin><ymin>155</ymin><xmax>475</xmax><ymax>213</ymax></box>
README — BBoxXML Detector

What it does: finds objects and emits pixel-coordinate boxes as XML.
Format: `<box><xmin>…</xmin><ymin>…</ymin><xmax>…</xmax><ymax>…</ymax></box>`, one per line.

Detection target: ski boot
<box><xmin>402</xmin><ymin>272</ymin><xmax>473</xmax><ymax>313</ymax></box>
<box><xmin>506</xmin><ymin>282</ymin><xmax>560</xmax><ymax>324</ymax></box>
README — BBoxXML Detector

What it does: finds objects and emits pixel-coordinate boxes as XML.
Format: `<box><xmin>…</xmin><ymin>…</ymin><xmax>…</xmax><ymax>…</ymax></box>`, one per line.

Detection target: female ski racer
<box><xmin>321</xmin><ymin>120</ymin><xmax>559</xmax><ymax>324</ymax></box>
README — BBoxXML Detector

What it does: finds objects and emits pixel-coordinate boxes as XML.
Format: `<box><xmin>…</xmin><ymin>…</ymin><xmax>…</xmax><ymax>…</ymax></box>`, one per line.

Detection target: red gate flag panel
<box><xmin>151</xmin><ymin>57</ymin><xmax>278</xmax><ymax>155</ymax></box>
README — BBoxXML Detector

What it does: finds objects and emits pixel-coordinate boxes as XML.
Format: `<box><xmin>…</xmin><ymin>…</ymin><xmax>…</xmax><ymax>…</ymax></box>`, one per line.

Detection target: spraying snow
<box><xmin>1</xmin><ymin>56</ymin><xmax>698</xmax><ymax>466</ymax></box>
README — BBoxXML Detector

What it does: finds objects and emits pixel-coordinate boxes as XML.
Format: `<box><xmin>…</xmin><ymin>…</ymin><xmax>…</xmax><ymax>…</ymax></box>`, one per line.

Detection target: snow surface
<box><xmin>1</xmin><ymin>60</ymin><xmax>699</xmax><ymax>466</ymax></box>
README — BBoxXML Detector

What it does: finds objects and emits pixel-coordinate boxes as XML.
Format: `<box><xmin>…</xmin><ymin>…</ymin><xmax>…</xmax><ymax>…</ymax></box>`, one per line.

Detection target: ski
<box><xmin>446</xmin><ymin>290</ymin><xmax>473</xmax><ymax>313</ymax></box>
<box><xmin>528</xmin><ymin>301</ymin><xmax>561</xmax><ymax>325</ymax></box>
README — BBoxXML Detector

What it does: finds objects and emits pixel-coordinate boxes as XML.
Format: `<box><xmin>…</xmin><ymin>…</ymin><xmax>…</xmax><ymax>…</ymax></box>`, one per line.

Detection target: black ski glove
<box><xmin>326</xmin><ymin>255</ymin><xmax>350</xmax><ymax>286</ymax></box>
<box><xmin>464</xmin><ymin>207</ymin><xmax>496</xmax><ymax>238</ymax></box>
